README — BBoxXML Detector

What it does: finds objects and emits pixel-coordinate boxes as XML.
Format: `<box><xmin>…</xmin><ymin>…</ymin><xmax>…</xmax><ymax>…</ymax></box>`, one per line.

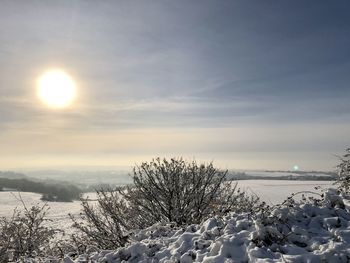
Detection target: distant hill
<box><xmin>0</xmin><ymin>177</ymin><xmax>82</xmax><ymax>202</ymax></box>
<box><xmin>0</xmin><ymin>171</ymin><xmax>27</xmax><ymax>179</ymax></box>
<box><xmin>24</xmin><ymin>169</ymin><xmax>132</xmax><ymax>186</ymax></box>
<box><xmin>227</xmin><ymin>170</ymin><xmax>337</xmax><ymax>181</ymax></box>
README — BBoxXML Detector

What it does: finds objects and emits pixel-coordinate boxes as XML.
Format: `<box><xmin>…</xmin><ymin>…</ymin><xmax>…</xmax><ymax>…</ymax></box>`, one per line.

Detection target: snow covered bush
<box><xmin>69</xmin><ymin>188</ymin><xmax>131</xmax><ymax>250</ymax></box>
<box><xmin>45</xmin><ymin>233</ymin><xmax>101</xmax><ymax>260</ymax></box>
<box><xmin>70</xmin><ymin>158</ymin><xmax>261</xmax><ymax>251</ymax></box>
<box><xmin>0</xmin><ymin>202</ymin><xmax>56</xmax><ymax>262</ymax></box>
<box><xmin>251</xmin><ymin>187</ymin><xmax>350</xmax><ymax>248</ymax></box>
<box><xmin>337</xmin><ymin>148</ymin><xmax>350</xmax><ymax>193</ymax></box>
<box><xmin>65</xmin><ymin>188</ymin><xmax>350</xmax><ymax>263</ymax></box>
<box><xmin>121</xmin><ymin>158</ymin><xmax>260</xmax><ymax>227</ymax></box>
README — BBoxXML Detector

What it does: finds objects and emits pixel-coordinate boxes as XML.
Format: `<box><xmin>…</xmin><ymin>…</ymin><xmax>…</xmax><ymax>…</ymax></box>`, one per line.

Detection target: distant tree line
<box><xmin>0</xmin><ymin>178</ymin><xmax>81</xmax><ymax>202</ymax></box>
<box><xmin>0</xmin><ymin>171</ymin><xmax>27</xmax><ymax>179</ymax></box>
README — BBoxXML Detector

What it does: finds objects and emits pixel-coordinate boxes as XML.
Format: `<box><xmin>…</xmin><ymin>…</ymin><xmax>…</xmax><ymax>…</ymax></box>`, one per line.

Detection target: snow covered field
<box><xmin>2</xmin><ymin>180</ymin><xmax>349</xmax><ymax>262</ymax></box>
<box><xmin>0</xmin><ymin>180</ymin><xmax>334</xmax><ymax>232</ymax></box>
<box><xmin>237</xmin><ymin>180</ymin><xmax>333</xmax><ymax>204</ymax></box>
<box><xmin>0</xmin><ymin>191</ymin><xmax>83</xmax><ymax>232</ymax></box>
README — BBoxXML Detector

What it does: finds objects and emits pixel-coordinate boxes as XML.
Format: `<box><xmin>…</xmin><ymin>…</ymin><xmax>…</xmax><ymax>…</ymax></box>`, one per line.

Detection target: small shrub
<box><xmin>122</xmin><ymin>158</ymin><xmax>238</xmax><ymax>226</ymax></box>
<box><xmin>46</xmin><ymin>233</ymin><xmax>99</xmax><ymax>259</ymax></box>
<box><xmin>337</xmin><ymin>148</ymin><xmax>350</xmax><ymax>193</ymax></box>
<box><xmin>70</xmin><ymin>188</ymin><xmax>131</xmax><ymax>250</ymax></box>
<box><xmin>0</xmin><ymin>201</ymin><xmax>56</xmax><ymax>262</ymax></box>
<box><xmin>72</xmin><ymin>158</ymin><xmax>262</xmax><ymax>249</ymax></box>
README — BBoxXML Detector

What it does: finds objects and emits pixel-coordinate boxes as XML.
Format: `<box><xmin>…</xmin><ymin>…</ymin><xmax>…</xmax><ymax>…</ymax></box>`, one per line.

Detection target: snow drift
<box><xmin>62</xmin><ymin>188</ymin><xmax>350</xmax><ymax>263</ymax></box>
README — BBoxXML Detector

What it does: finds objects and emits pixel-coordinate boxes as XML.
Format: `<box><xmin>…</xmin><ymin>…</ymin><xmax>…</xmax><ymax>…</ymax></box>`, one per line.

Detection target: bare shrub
<box><xmin>0</xmin><ymin>199</ymin><xmax>56</xmax><ymax>262</ymax></box>
<box><xmin>337</xmin><ymin>148</ymin><xmax>350</xmax><ymax>193</ymax></box>
<box><xmin>122</xmin><ymin>158</ymin><xmax>261</xmax><ymax>226</ymax></box>
<box><xmin>69</xmin><ymin>188</ymin><xmax>131</xmax><ymax>250</ymax></box>
<box><xmin>215</xmin><ymin>181</ymin><xmax>264</xmax><ymax>216</ymax></box>
<box><xmin>71</xmin><ymin>158</ymin><xmax>262</xmax><ymax>249</ymax></box>
<box><xmin>46</xmin><ymin>233</ymin><xmax>99</xmax><ymax>260</ymax></box>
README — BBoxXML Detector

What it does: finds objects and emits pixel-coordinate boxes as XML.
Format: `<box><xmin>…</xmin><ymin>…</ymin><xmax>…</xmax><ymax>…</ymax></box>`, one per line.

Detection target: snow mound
<box><xmin>66</xmin><ymin>189</ymin><xmax>350</xmax><ymax>263</ymax></box>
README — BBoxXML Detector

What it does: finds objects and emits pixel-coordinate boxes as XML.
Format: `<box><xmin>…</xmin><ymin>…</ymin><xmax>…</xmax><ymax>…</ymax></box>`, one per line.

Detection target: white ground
<box><xmin>70</xmin><ymin>188</ymin><xmax>350</xmax><ymax>263</ymax></box>
<box><xmin>237</xmin><ymin>180</ymin><xmax>333</xmax><ymax>204</ymax></box>
<box><xmin>2</xmin><ymin>180</ymin><xmax>348</xmax><ymax>262</ymax></box>
<box><xmin>0</xmin><ymin>191</ymin><xmax>83</xmax><ymax>232</ymax></box>
<box><xmin>0</xmin><ymin>180</ymin><xmax>334</xmax><ymax>232</ymax></box>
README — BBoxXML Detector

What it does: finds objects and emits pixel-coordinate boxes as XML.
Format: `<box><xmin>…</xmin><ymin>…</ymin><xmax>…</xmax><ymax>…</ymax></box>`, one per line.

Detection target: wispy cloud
<box><xmin>0</xmin><ymin>1</ymin><xmax>349</xmax><ymax>170</ymax></box>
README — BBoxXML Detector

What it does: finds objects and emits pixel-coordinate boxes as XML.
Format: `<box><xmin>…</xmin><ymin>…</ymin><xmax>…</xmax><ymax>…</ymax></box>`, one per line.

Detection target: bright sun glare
<box><xmin>37</xmin><ymin>70</ymin><xmax>77</xmax><ymax>108</ymax></box>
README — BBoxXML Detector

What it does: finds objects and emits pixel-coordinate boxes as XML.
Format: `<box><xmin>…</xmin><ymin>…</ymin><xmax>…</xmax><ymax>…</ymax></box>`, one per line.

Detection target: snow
<box><xmin>2</xmin><ymin>180</ymin><xmax>350</xmax><ymax>262</ymax></box>
<box><xmin>237</xmin><ymin>180</ymin><xmax>333</xmax><ymax>204</ymax></box>
<box><xmin>0</xmin><ymin>191</ymin><xmax>91</xmax><ymax>232</ymax></box>
<box><xmin>65</xmin><ymin>188</ymin><xmax>350</xmax><ymax>263</ymax></box>
<box><xmin>0</xmin><ymin>181</ymin><xmax>333</xmax><ymax>232</ymax></box>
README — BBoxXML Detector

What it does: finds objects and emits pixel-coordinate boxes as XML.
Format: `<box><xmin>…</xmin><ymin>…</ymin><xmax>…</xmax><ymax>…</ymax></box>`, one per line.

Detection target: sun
<box><xmin>37</xmin><ymin>70</ymin><xmax>77</xmax><ymax>108</ymax></box>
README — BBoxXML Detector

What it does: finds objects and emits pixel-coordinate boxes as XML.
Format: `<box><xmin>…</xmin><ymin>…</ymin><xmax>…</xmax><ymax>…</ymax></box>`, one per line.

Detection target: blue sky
<box><xmin>0</xmin><ymin>1</ymin><xmax>349</xmax><ymax>170</ymax></box>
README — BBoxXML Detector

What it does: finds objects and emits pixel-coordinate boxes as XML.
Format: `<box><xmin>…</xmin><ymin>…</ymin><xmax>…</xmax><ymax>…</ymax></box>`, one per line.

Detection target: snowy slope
<box><xmin>64</xmin><ymin>189</ymin><xmax>350</xmax><ymax>263</ymax></box>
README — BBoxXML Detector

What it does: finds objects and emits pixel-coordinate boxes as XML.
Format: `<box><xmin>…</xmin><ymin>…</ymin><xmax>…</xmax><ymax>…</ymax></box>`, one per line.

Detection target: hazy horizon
<box><xmin>3</xmin><ymin>160</ymin><xmax>341</xmax><ymax>174</ymax></box>
<box><xmin>1</xmin><ymin>1</ymin><xmax>350</xmax><ymax>171</ymax></box>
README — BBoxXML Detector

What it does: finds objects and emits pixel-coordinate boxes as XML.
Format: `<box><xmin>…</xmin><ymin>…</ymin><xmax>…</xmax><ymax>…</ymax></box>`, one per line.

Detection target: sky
<box><xmin>0</xmin><ymin>0</ymin><xmax>350</xmax><ymax>171</ymax></box>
